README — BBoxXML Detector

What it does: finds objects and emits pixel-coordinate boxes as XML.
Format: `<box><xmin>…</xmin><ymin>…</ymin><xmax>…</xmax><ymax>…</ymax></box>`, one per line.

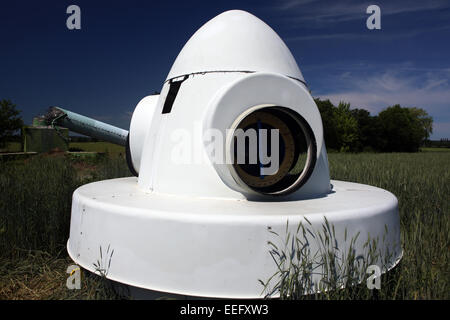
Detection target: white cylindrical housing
<box><xmin>128</xmin><ymin>95</ymin><xmax>159</xmax><ymax>174</ymax></box>
<box><xmin>135</xmin><ymin>10</ymin><xmax>330</xmax><ymax>200</ymax></box>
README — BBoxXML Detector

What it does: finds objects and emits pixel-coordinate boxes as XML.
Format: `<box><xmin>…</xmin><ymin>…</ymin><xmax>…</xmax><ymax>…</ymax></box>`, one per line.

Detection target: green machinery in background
<box><xmin>20</xmin><ymin>107</ymin><xmax>128</xmax><ymax>154</ymax></box>
<box><xmin>22</xmin><ymin>117</ymin><xmax>69</xmax><ymax>153</ymax></box>
<box><xmin>44</xmin><ymin>107</ymin><xmax>128</xmax><ymax>146</ymax></box>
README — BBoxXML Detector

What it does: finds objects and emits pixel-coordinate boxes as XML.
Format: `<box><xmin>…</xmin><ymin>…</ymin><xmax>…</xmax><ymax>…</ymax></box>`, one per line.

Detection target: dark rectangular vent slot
<box><xmin>162</xmin><ymin>76</ymin><xmax>188</xmax><ymax>114</ymax></box>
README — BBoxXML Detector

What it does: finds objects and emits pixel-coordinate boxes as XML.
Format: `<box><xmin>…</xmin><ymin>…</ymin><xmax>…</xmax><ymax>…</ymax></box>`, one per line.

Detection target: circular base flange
<box><xmin>67</xmin><ymin>177</ymin><xmax>402</xmax><ymax>299</ymax></box>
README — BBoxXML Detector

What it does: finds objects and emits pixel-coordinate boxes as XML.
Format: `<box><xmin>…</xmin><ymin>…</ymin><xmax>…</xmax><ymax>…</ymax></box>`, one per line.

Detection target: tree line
<box><xmin>0</xmin><ymin>98</ymin><xmax>435</xmax><ymax>152</ymax></box>
<box><xmin>0</xmin><ymin>99</ymin><xmax>23</xmax><ymax>148</ymax></box>
<box><xmin>314</xmin><ymin>98</ymin><xmax>433</xmax><ymax>152</ymax></box>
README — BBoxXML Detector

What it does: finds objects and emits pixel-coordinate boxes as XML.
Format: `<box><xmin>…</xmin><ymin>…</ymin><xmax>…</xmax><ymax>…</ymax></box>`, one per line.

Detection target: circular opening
<box><xmin>229</xmin><ymin>106</ymin><xmax>316</xmax><ymax>196</ymax></box>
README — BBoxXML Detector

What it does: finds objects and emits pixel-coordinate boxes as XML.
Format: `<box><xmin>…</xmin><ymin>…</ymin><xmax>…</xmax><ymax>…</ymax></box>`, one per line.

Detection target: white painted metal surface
<box><xmin>68</xmin><ymin>178</ymin><xmax>402</xmax><ymax>298</ymax></box>
<box><xmin>67</xmin><ymin>9</ymin><xmax>402</xmax><ymax>298</ymax></box>
<box><xmin>202</xmin><ymin>72</ymin><xmax>330</xmax><ymax>199</ymax></box>
<box><xmin>136</xmin><ymin>10</ymin><xmax>329</xmax><ymax>199</ymax></box>
<box><xmin>128</xmin><ymin>95</ymin><xmax>159</xmax><ymax>174</ymax></box>
<box><xmin>166</xmin><ymin>10</ymin><xmax>304</xmax><ymax>81</ymax></box>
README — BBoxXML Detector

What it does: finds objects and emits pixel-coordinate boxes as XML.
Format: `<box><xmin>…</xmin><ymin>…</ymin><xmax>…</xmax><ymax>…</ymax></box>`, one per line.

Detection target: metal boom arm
<box><xmin>45</xmin><ymin>107</ymin><xmax>129</xmax><ymax>146</ymax></box>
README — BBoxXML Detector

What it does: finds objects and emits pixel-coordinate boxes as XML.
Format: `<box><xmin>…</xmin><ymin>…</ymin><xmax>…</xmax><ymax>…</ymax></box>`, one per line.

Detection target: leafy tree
<box><xmin>408</xmin><ymin>107</ymin><xmax>433</xmax><ymax>142</ymax></box>
<box><xmin>315</xmin><ymin>99</ymin><xmax>433</xmax><ymax>153</ymax></box>
<box><xmin>0</xmin><ymin>99</ymin><xmax>23</xmax><ymax>147</ymax></box>
<box><xmin>378</xmin><ymin>105</ymin><xmax>426</xmax><ymax>152</ymax></box>
<box><xmin>334</xmin><ymin>102</ymin><xmax>359</xmax><ymax>152</ymax></box>
<box><xmin>314</xmin><ymin>98</ymin><xmax>338</xmax><ymax>150</ymax></box>
<box><xmin>315</xmin><ymin>99</ymin><xmax>359</xmax><ymax>152</ymax></box>
<box><xmin>351</xmin><ymin>108</ymin><xmax>384</xmax><ymax>152</ymax></box>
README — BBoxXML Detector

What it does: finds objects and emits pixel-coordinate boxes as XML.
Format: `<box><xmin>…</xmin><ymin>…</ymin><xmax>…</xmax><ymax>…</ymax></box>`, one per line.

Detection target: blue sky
<box><xmin>1</xmin><ymin>0</ymin><xmax>449</xmax><ymax>139</ymax></box>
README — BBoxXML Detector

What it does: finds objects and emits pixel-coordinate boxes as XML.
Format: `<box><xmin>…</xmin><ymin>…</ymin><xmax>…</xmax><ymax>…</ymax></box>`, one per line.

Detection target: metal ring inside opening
<box><xmin>228</xmin><ymin>106</ymin><xmax>317</xmax><ymax>196</ymax></box>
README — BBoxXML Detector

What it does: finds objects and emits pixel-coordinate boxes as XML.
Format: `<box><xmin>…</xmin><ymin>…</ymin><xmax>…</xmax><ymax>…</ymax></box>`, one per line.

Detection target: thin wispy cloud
<box><xmin>275</xmin><ymin>0</ymin><xmax>450</xmax><ymax>26</ymax></box>
<box><xmin>286</xmin><ymin>25</ymin><xmax>450</xmax><ymax>42</ymax></box>
<box><xmin>278</xmin><ymin>0</ymin><xmax>317</xmax><ymax>10</ymax></box>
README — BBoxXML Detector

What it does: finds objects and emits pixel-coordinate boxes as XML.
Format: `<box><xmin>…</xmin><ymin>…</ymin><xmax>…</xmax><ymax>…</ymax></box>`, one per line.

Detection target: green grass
<box><xmin>0</xmin><ymin>249</ymin><xmax>123</xmax><ymax>299</ymax></box>
<box><xmin>0</xmin><ymin>152</ymin><xmax>448</xmax><ymax>299</ymax></box>
<box><xmin>0</xmin><ymin>142</ymin><xmax>22</xmax><ymax>153</ymax></box>
<box><xmin>0</xmin><ymin>154</ymin><xmax>130</xmax><ymax>299</ymax></box>
<box><xmin>0</xmin><ymin>141</ymin><xmax>125</xmax><ymax>154</ymax></box>
<box><xmin>329</xmin><ymin>153</ymin><xmax>449</xmax><ymax>299</ymax></box>
<box><xmin>0</xmin><ymin>154</ymin><xmax>130</xmax><ymax>258</ymax></box>
<box><xmin>263</xmin><ymin>152</ymin><xmax>449</xmax><ymax>299</ymax></box>
<box><xmin>420</xmin><ymin>147</ymin><xmax>450</xmax><ymax>152</ymax></box>
<box><xmin>69</xmin><ymin>142</ymin><xmax>125</xmax><ymax>154</ymax></box>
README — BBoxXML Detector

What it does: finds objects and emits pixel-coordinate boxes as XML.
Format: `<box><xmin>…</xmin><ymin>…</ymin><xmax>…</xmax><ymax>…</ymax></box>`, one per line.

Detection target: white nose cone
<box><xmin>167</xmin><ymin>10</ymin><xmax>305</xmax><ymax>82</ymax></box>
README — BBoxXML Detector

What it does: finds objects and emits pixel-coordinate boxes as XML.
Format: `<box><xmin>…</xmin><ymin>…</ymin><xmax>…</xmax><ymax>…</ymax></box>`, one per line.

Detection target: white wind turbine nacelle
<box><xmin>128</xmin><ymin>10</ymin><xmax>330</xmax><ymax>200</ymax></box>
<box><xmin>68</xmin><ymin>10</ymin><xmax>402</xmax><ymax>298</ymax></box>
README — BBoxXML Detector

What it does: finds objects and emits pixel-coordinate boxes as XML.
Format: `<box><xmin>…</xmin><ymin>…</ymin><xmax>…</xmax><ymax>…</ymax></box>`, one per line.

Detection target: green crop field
<box><xmin>0</xmin><ymin>142</ymin><xmax>22</xmax><ymax>153</ymax></box>
<box><xmin>0</xmin><ymin>141</ymin><xmax>125</xmax><ymax>155</ymax></box>
<box><xmin>69</xmin><ymin>142</ymin><xmax>125</xmax><ymax>154</ymax></box>
<box><xmin>0</xmin><ymin>147</ymin><xmax>448</xmax><ymax>299</ymax></box>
